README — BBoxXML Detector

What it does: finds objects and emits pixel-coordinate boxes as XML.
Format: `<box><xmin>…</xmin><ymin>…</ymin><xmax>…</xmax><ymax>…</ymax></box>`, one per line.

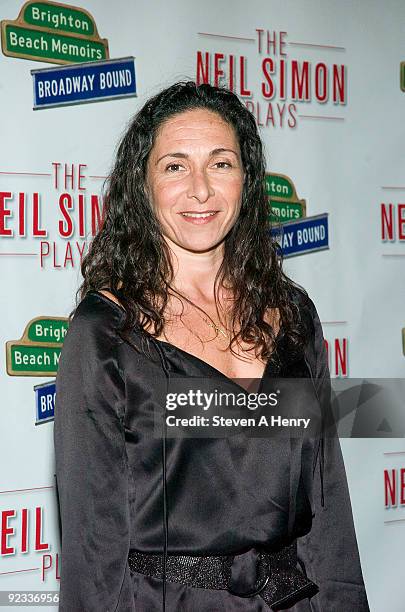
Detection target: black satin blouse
<box><xmin>53</xmin><ymin>289</ymin><xmax>369</xmax><ymax>611</ymax></box>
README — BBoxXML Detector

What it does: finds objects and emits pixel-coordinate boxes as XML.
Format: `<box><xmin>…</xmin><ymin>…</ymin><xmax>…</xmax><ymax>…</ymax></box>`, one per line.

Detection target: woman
<box><xmin>54</xmin><ymin>81</ymin><xmax>369</xmax><ymax>611</ymax></box>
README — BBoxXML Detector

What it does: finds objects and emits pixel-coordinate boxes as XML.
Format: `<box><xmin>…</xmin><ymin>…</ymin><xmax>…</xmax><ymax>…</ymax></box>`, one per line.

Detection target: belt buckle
<box><xmin>227</xmin><ymin>550</ymin><xmax>270</xmax><ymax>598</ymax></box>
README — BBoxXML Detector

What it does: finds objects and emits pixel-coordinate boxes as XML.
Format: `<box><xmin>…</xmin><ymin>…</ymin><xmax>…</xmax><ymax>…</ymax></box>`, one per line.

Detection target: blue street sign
<box><xmin>271</xmin><ymin>213</ymin><xmax>329</xmax><ymax>257</ymax></box>
<box><xmin>31</xmin><ymin>56</ymin><xmax>136</xmax><ymax>109</ymax></box>
<box><xmin>34</xmin><ymin>380</ymin><xmax>56</xmax><ymax>424</ymax></box>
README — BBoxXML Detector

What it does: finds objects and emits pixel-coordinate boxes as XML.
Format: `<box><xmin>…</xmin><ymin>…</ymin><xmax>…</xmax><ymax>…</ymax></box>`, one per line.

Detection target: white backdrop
<box><xmin>1</xmin><ymin>0</ymin><xmax>404</xmax><ymax>610</ymax></box>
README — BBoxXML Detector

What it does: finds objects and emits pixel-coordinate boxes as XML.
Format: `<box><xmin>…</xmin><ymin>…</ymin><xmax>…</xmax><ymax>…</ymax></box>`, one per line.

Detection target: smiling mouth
<box><xmin>179</xmin><ymin>211</ymin><xmax>218</xmax><ymax>218</ymax></box>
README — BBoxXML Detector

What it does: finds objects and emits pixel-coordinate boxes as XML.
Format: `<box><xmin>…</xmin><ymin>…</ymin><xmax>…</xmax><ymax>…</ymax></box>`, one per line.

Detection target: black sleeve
<box><xmin>296</xmin><ymin>299</ymin><xmax>370</xmax><ymax>612</ymax></box>
<box><xmin>53</xmin><ymin>301</ymin><xmax>135</xmax><ymax>611</ymax></box>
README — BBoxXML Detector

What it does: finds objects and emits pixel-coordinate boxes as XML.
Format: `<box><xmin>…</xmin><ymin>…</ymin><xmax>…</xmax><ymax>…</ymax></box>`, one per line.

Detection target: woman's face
<box><xmin>145</xmin><ymin>108</ymin><xmax>245</xmax><ymax>253</ymax></box>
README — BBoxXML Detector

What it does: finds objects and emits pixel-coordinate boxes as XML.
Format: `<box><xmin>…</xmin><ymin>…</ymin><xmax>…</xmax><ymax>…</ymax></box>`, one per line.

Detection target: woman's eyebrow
<box><xmin>156</xmin><ymin>148</ymin><xmax>239</xmax><ymax>165</ymax></box>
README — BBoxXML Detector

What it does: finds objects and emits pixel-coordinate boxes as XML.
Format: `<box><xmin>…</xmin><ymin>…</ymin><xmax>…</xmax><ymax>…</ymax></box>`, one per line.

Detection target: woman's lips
<box><xmin>178</xmin><ymin>211</ymin><xmax>219</xmax><ymax>224</ymax></box>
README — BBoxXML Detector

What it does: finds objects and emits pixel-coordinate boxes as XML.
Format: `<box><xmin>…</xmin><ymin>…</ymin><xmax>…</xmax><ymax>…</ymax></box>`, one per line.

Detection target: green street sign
<box><xmin>1</xmin><ymin>1</ymin><xmax>109</xmax><ymax>65</ymax></box>
<box><xmin>2</xmin><ymin>23</ymin><xmax>107</xmax><ymax>63</ymax></box>
<box><xmin>265</xmin><ymin>174</ymin><xmax>294</xmax><ymax>200</ymax></box>
<box><xmin>23</xmin><ymin>1</ymin><xmax>95</xmax><ymax>36</ymax></box>
<box><xmin>8</xmin><ymin>344</ymin><xmax>62</xmax><ymax>375</ymax></box>
<box><xmin>27</xmin><ymin>317</ymin><xmax>68</xmax><ymax>343</ymax></box>
<box><xmin>270</xmin><ymin>200</ymin><xmax>304</xmax><ymax>223</ymax></box>
<box><xmin>401</xmin><ymin>62</ymin><xmax>405</xmax><ymax>92</ymax></box>
<box><xmin>265</xmin><ymin>172</ymin><xmax>307</xmax><ymax>224</ymax></box>
<box><xmin>6</xmin><ymin>315</ymin><xmax>69</xmax><ymax>376</ymax></box>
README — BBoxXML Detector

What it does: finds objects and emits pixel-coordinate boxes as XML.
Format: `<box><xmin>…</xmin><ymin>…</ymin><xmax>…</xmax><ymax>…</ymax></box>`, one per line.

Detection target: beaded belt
<box><xmin>128</xmin><ymin>541</ymin><xmax>319</xmax><ymax>610</ymax></box>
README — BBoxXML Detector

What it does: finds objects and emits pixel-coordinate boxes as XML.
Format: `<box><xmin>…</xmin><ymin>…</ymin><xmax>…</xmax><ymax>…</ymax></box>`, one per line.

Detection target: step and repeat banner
<box><xmin>1</xmin><ymin>0</ymin><xmax>404</xmax><ymax>610</ymax></box>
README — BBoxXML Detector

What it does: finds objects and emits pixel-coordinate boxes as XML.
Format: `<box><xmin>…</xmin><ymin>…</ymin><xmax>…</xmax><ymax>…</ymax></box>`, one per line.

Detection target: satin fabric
<box><xmin>54</xmin><ymin>289</ymin><xmax>369</xmax><ymax>611</ymax></box>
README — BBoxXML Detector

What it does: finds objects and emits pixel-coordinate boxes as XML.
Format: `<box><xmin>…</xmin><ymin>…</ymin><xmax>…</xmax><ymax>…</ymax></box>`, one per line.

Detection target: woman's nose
<box><xmin>187</xmin><ymin>169</ymin><xmax>215</xmax><ymax>203</ymax></box>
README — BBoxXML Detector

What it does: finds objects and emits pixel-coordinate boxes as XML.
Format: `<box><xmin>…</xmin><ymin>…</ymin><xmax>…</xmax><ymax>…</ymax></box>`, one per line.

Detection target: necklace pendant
<box><xmin>206</xmin><ymin>320</ymin><xmax>228</xmax><ymax>338</ymax></box>
<box><xmin>216</xmin><ymin>326</ymin><xmax>228</xmax><ymax>338</ymax></box>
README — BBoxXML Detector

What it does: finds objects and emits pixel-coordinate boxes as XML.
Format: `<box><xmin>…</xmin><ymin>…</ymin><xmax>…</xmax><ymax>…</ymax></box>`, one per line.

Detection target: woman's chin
<box><xmin>164</xmin><ymin>233</ymin><xmax>225</xmax><ymax>254</ymax></box>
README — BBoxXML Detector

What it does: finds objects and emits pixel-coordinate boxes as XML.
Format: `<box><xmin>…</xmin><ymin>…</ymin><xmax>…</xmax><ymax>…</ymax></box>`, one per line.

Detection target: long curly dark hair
<box><xmin>72</xmin><ymin>80</ymin><xmax>308</xmax><ymax>365</ymax></box>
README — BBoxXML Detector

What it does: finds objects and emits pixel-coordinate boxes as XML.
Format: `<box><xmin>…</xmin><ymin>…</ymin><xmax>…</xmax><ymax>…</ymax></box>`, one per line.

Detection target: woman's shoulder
<box><xmin>75</xmin><ymin>289</ymin><xmax>125</xmax><ymax>319</ymax></box>
<box><xmin>65</xmin><ymin>290</ymin><xmax>125</xmax><ymax>349</ymax></box>
<box><xmin>289</xmin><ymin>283</ymin><xmax>317</xmax><ymax>317</ymax></box>
<box><xmin>56</xmin><ymin>292</ymin><xmax>127</xmax><ymax>407</ymax></box>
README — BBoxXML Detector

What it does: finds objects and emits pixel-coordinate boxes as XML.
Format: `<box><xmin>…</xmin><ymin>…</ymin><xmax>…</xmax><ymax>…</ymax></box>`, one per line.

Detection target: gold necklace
<box><xmin>200</xmin><ymin>315</ymin><xmax>230</xmax><ymax>339</ymax></box>
<box><xmin>168</xmin><ymin>291</ymin><xmax>231</xmax><ymax>340</ymax></box>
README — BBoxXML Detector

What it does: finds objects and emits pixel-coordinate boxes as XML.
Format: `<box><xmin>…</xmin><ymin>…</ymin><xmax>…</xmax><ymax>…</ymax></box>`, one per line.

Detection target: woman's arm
<box><xmin>54</xmin><ymin>300</ymin><xmax>135</xmax><ymax>611</ymax></box>
<box><xmin>296</xmin><ymin>298</ymin><xmax>370</xmax><ymax>612</ymax></box>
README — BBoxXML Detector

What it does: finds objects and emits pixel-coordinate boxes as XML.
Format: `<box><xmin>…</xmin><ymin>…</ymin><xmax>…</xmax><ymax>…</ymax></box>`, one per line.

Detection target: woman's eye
<box><xmin>165</xmin><ymin>161</ymin><xmax>232</xmax><ymax>172</ymax></box>
<box><xmin>165</xmin><ymin>163</ymin><xmax>183</xmax><ymax>172</ymax></box>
